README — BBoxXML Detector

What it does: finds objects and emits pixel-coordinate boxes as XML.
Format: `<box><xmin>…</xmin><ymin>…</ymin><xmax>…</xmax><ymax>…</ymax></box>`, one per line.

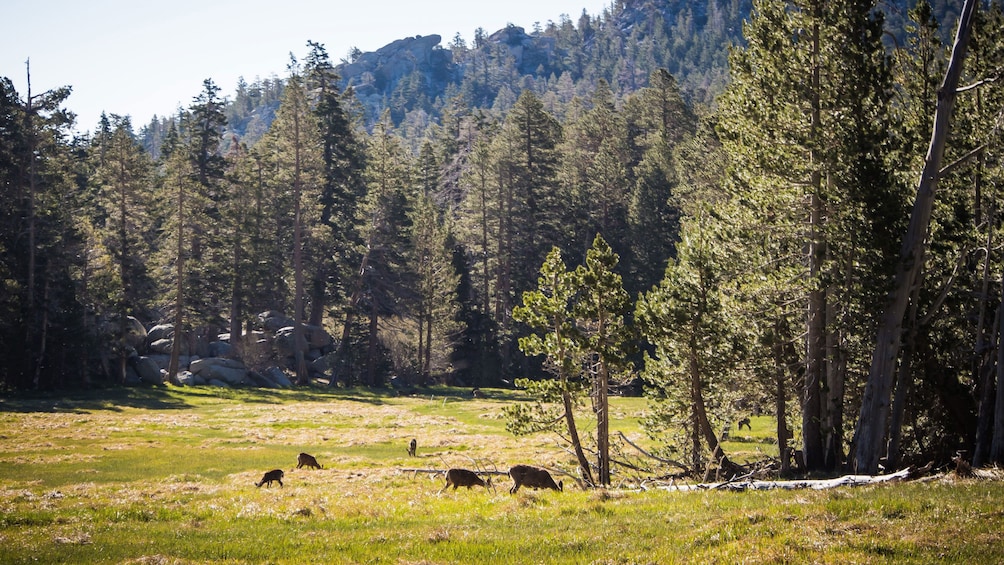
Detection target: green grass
<box><xmin>1</xmin><ymin>386</ymin><xmax>1003</xmax><ymax>564</ymax></box>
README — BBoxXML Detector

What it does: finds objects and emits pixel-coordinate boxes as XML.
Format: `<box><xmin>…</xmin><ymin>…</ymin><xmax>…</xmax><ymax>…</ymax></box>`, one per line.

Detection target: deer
<box><xmin>256</xmin><ymin>469</ymin><xmax>284</xmax><ymax>488</ymax></box>
<box><xmin>439</xmin><ymin>468</ymin><xmax>494</xmax><ymax>493</ymax></box>
<box><xmin>408</xmin><ymin>438</ymin><xmax>417</xmax><ymax>457</ymax></box>
<box><xmin>738</xmin><ymin>417</ymin><xmax>751</xmax><ymax>431</ymax></box>
<box><xmin>508</xmin><ymin>464</ymin><xmax>562</xmax><ymax>494</ymax></box>
<box><xmin>297</xmin><ymin>452</ymin><xmax>322</xmax><ymax>469</ymax></box>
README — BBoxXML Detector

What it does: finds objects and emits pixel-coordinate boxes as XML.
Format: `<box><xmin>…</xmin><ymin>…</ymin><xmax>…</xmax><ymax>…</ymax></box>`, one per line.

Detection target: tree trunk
<box><xmin>308</xmin><ymin>269</ymin><xmax>326</xmax><ymax>327</ymax></box>
<box><xmin>229</xmin><ymin>227</ymin><xmax>244</xmax><ymax>362</ymax></box>
<box><xmin>689</xmin><ymin>332</ymin><xmax>740</xmax><ymax>477</ymax></box>
<box><xmin>292</xmin><ymin>104</ymin><xmax>309</xmax><ymax>386</ymax></box>
<box><xmin>973</xmin><ymin>215</ymin><xmax>996</xmax><ymax>467</ymax></box>
<box><xmin>886</xmin><ymin>282</ymin><xmax>922</xmax><ymax>470</ymax></box>
<box><xmin>330</xmin><ymin>243</ymin><xmax>373</xmax><ymax>387</ymax></box>
<box><xmin>990</xmin><ymin>275</ymin><xmax>1004</xmax><ymax>463</ymax></box>
<box><xmin>417</xmin><ymin>309</ymin><xmax>425</xmax><ymax>382</ymax></box>
<box><xmin>368</xmin><ymin>295</ymin><xmax>382</xmax><ymax>387</ymax></box>
<box><xmin>424</xmin><ymin>312</ymin><xmax>433</xmax><ymax>383</ymax></box>
<box><xmin>802</xmin><ymin>7</ymin><xmax>826</xmax><ymax>472</ymax></box>
<box><xmin>167</xmin><ymin>165</ymin><xmax>186</xmax><ymax>387</ymax></box>
<box><xmin>824</xmin><ymin>294</ymin><xmax>846</xmax><ymax>471</ymax></box>
<box><xmin>596</xmin><ymin>356</ymin><xmax>610</xmax><ymax>486</ymax></box>
<box><xmin>853</xmin><ymin>0</ymin><xmax>976</xmax><ymax>475</ymax></box>
<box><xmin>563</xmin><ymin>388</ymin><xmax>595</xmax><ymax>487</ymax></box>
<box><xmin>773</xmin><ymin>319</ymin><xmax>793</xmax><ymax>475</ymax></box>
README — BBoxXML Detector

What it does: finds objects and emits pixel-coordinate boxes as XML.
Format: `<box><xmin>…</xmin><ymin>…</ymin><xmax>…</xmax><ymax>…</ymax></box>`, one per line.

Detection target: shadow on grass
<box><xmin>0</xmin><ymin>383</ymin><xmax>395</xmax><ymax>413</ymax></box>
<box><xmin>0</xmin><ymin>386</ymin><xmax>195</xmax><ymax>413</ymax></box>
<box><xmin>390</xmin><ymin>385</ymin><xmax>527</xmax><ymax>403</ymax></box>
<box><xmin>0</xmin><ymin>383</ymin><xmax>527</xmax><ymax>414</ymax></box>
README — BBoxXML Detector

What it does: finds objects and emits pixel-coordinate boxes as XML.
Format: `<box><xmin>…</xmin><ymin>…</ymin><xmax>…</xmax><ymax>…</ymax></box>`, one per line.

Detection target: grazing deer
<box><xmin>408</xmin><ymin>438</ymin><xmax>417</xmax><ymax>457</ymax></box>
<box><xmin>738</xmin><ymin>417</ymin><xmax>751</xmax><ymax>431</ymax></box>
<box><xmin>439</xmin><ymin>468</ymin><xmax>494</xmax><ymax>493</ymax></box>
<box><xmin>508</xmin><ymin>465</ymin><xmax>562</xmax><ymax>494</ymax></box>
<box><xmin>297</xmin><ymin>452</ymin><xmax>322</xmax><ymax>469</ymax></box>
<box><xmin>256</xmin><ymin>469</ymin><xmax>284</xmax><ymax>488</ymax></box>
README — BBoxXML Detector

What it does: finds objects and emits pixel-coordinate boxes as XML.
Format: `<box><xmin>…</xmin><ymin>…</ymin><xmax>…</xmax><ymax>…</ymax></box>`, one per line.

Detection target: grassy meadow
<box><xmin>1</xmin><ymin>385</ymin><xmax>1003</xmax><ymax>564</ymax></box>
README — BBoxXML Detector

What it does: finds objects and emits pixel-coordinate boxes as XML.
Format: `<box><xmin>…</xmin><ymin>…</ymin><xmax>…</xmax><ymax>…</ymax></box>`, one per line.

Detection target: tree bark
<box><xmin>772</xmin><ymin>317</ymin><xmax>799</xmax><ymax>475</ymax></box>
<box><xmin>563</xmin><ymin>389</ymin><xmax>595</xmax><ymax>487</ymax></box>
<box><xmin>292</xmin><ymin>98</ymin><xmax>309</xmax><ymax>386</ymax></box>
<box><xmin>689</xmin><ymin>332</ymin><xmax>740</xmax><ymax>478</ymax></box>
<box><xmin>167</xmin><ymin>166</ymin><xmax>185</xmax><ymax>386</ymax></box>
<box><xmin>802</xmin><ymin>5</ymin><xmax>826</xmax><ymax>472</ymax></box>
<box><xmin>853</xmin><ymin>0</ymin><xmax>977</xmax><ymax>475</ymax></box>
<box><xmin>596</xmin><ymin>356</ymin><xmax>610</xmax><ymax>486</ymax></box>
<box><xmin>886</xmin><ymin>282</ymin><xmax>922</xmax><ymax>470</ymax></box>
<box><xmin>368</xmin><ymin>294</ymin><xmax>382</xmax><ymax>387</ymax></box>
<box><xmin>990</xmin><ymin>276</ymin><xmax>1004</xmax><ymax>463</ymax></box>
<box><xmin>973</xmin><ymin>213</ymin><xmax>996</xmax><ymax>467</ymax></box>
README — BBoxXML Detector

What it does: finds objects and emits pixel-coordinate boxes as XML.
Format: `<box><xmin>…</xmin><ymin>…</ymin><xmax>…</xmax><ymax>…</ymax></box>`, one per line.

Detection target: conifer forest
<box><xmin>3</xmin><ymin>0</ymin><xmax>1004</xmax><ymax>478</ymax></box>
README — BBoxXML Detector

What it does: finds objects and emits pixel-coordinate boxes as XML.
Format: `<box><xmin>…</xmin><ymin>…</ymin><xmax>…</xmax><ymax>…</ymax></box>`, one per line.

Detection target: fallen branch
<box><xmin>660</xmin><ymin>467</ymin><xmax>917</xmax><ymax>492</ymax></box>
<box><xmin>399</xmin><ymin>468</ymin><xmax>509</xmax><ymax>477</ymax></box>
<box><xmin>617</xmin><ymin>431</ymin><xmax>692</xmax><ymax>475</ymax></box>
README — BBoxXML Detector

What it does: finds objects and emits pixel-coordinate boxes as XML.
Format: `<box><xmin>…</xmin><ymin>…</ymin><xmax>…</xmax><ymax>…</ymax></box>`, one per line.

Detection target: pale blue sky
<box><xmin>2</xmin><ymin>0</ymin><xmax>610</xmax><ymax>134</ymax></box>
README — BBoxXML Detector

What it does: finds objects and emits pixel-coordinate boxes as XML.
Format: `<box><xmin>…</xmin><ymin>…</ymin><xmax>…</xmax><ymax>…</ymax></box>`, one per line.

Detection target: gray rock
<box><xmin>146</xmin><ymin>324</ymin><xmax>175</xmax><ymax>344</ymax></box>
<box><xmin>209</xmin><ymin>340</ymin><xmax>233</xmax><ymax>357</ymax></box>
<box><xmin>149</xmin><ymin>338</ymin><xmax>174</xmax><ymax>354</ymax></box>
<box><xmin>263</xmin><ymin>366</ymin><xmax>293</xmax><ymax>388</ymax></box>
<box><xmin>259</xmin><ymin>311</ymin><xmax>295</xmax><ymax>332</ymax></box>
<box><xmin>133</xmin><ymin>356</ymin><xmax>164</xmax><ymax>385</ymax></box>
<box><xmin>176</xmin><ymin>371</ymin><xmax>204</xmax><ymax>386</ymax></box>
<box><xmin>190</xmin><ymin>357</ymin><xmax>247</xmax><ymax>385</ymax></box>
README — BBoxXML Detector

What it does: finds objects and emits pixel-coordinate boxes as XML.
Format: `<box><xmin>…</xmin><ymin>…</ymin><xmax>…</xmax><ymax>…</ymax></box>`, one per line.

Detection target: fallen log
<box><xmin>659</xmin><ymin>467</ymin><xmax>916</xmax><ymax>492</ymax></box>
<box><xmin>399</xmin><ymin>468</ymin><xmax>510</xmax><ymax>477</ymax></box>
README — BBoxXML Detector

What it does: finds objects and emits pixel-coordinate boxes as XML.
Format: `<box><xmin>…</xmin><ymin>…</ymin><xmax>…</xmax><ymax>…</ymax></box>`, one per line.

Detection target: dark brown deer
<box><xmin>256</xmin><ymin>469</ymin><xmax>284</xmax><ymax>488</ymax></box>
<box><xmin>508</xmin><ymin>465</ymin><xmax>562</xmax><ymax>494</ymax></box>
<box><xmin>738</xmin><ymin>417</ymin><xmax>751</xmax><ymax>431</ymax></box>
<box><xmin>297</xmin><ymin>452</ymin><xmax>322</xmax><ymax>469</ymax></box>
<box><xmin>408</xmin><ymin>438</ymin><xmax>417</xmax><ymax>457</ymax></box>
<box><xmin>439</xmin><ymin>468</ymin><xmax>494</xmax><ymax>493</ymax></box>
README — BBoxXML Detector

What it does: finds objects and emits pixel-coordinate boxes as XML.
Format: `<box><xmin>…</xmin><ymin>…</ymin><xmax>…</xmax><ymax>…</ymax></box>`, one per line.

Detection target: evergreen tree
<box><xmin>622</xmin><ymin>69</ymin><xmax>695</xmax><ymax>296</ymax></box>
<box><xmin>0</xmin><ymin>66</ymin><xmax>83</xmax><ymax>389</ymax></box>
<box><xmin>489</xmin><ymin>90</ymin><xmax>563</xmax><ymax>376</ymax></box>
<box><xmin>716</xmin><ymin>0</ymin><xmax>900</xmax><ymax>472</ymax></box>
<box><xmin>409</xmin><ymin>189</ymin><xmax>461</xmax><ymax>382</ymax></box>
<box><xmin>304</xmin><ymin>41</ymin><xmax>367</xmax><ymax>331</ymax></box>
<box><xmin>89</xmin><ymin>116</ymin><xmax>155</xmax><ymax>381</ymax></box>
<box><xmin>573</xmin><ymin>234</ymin><xmax>633</xmax><ymax>486</ymax></box>
<box><xmin>261</xmin><ymin>59</ymin><xmax>323</xmax><ymax>384</ymax></box>
<box><xmin>508</xmin><ymin>246</ymin><xmax>596</xmax><ymax>486</ymax></box>
<box><xmin>559</xmin><ymin>80</ymin><xmax>631</xmax><ymax>263</ymax></box>
<box><xmin>339</xmin><ymin>112</ymin><xmax>414</xmax><ymax>386</ymax></box>
<box><xmin>637</xmin><ymin>212</ymin><xmax>744</xmax><ymax>478</ymax></box>
<box><xmin>156</xmin><ymin>120</ymin><xmax>205</xmax><ymax>385</ymax></box>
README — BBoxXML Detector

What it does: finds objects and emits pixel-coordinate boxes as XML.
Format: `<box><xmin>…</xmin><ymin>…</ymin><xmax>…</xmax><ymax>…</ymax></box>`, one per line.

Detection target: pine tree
<box><xmin>304</xmin><ymin>41</ymin><xmax>367</xmax><ymax>330</ymax></box>
<box><xmin>157</xmin><ymin>120</ymin><xmax>203</xmax><ymax>385</ymax></box>
<box><xmin>264</xmin><ymin>59</ymin><xmax>322</xmax><ymax>384</ymax></box>
<box><xmin>509</xmin><ymin>246</ymin><xmax>595</xmax><ymax>486</ymax></box>
<box><xmin>90</xmin><ymin>116</ymin><xmax>154</xmax><ymax>382</ymax></box>
<box><xmin>1</xmin><ymin>65</ymin><xmax>82</xmax><ymax>389</ymax></box>
<box><xmin>573</xmin><ymin>234</ymin><xmax>633</xmax><ymax>486</ymax></box>
<box><xmin>339</xmin><ymin>112</ymin><xmax>414</xmax><ymax>386</ymax></box>
<box><xmin>559</xmin><ymin>80</ymin><xmax>631</xmax><ymax>263</ymax></box>
<box><xmin>717</xmin><ymin>0</ymin><xmax>900</xmax><ymax>472</ymax></box>
<box><xmin>622</xmin><ymin>69</ymin><xmax>695</xmax><ymax>296</ymax></box>
<box><xmin>488</xmin><ymin>90</ymin><xmax>563</xmax><ymax>376</ymax></box>
<box><xmin>637</xmin><ymin>212</ymin><xmax>744</xmax><ymax>478</ymax></box>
